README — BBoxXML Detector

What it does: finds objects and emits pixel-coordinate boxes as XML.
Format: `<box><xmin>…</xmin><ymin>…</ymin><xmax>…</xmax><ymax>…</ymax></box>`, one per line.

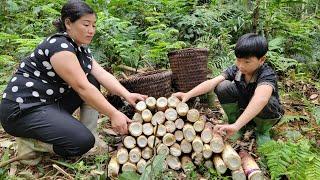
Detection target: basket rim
<box><xmin>120</xmin><ymin>69</ymin><xmax>172</xmax><ymax>83</ymax></box>
<box><xmin>167</xmin><ymin>48</ymin><xmax>209</xmax><ymax>56</ymax></box>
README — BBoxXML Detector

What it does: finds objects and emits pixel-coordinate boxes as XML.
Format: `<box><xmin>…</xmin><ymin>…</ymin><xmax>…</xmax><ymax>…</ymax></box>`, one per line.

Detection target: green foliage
<box><xmin>278</xmin><ymin>114</ymin><xmax>309</xmax><ymax>125</ymax></box>
<box><xmin>258</xmin><ymin>139</ymin><xmax>320</xmax><ymax>180</ymax></box>
<box><xmin>140</xmin><ymin>154</ymin><xmax>166</xmax><ymax>180</ymax></box>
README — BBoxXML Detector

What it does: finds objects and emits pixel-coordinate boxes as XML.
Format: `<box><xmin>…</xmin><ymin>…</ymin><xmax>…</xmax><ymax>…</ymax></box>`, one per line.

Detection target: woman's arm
<box><xmin>50</xmin><ymin>51</ymin><xmax>130</xmax><ymax>134</ymax></box>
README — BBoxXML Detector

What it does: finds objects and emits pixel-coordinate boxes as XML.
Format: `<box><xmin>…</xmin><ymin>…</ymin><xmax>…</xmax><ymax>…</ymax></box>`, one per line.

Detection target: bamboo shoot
<box><xmin>129</xmin><ymin>147</ymin><xmax>141</xmax><ymax>163</ymax></box>
<box><xmin>129</xmin><ymin>122</ymin><xmax>143</xmax><ymax>137</ymax></box>
<box><xmin>157</xmin><ymin>143</ymin><xmax>169</xmax><ymax>155</ymax></box>
<box><xmin>137</xmin><ymin>159</ymin><xmax>147</xmax><ymax>174</ymax></box>
<box><xmin>192</xmin><ymin>136</ymin><xmax>203</xmax><ymax>153</ymax></box>
<box><xmin>167</xmin><ymin>96</ymin><xmax>181</xmax><ymax>108</ymax></box>
<box><xmin>136</xmin><ymin>101</ymin><xmax>146</xmax><ymax>112</ymax></box>
<box><xmin>163</xmin><ymin>133</ymin><xmax>176</xmax><ymax>147</ymax></box>
<box><xmin>137</xmin><ymin>135</ymin><xmax>148</xmax><ymax>148</ymax></box>
<box><xmin>122</xmin><ymin>162</ymin><xmax>137</xmax><ymax>172</ymax></box>
<box><xmin>142</xmin><ymin>123</ymin><xmax>153</xmax><ymax>136</ymax></box>
<box><xmin>166</xmin><ymin>155</ymin><xmax>181</xmax><ymax>170</ymax></box>
<box><xmin>213</xmin><ymin>155</ymin><xmax>227</xmax><ymax>174</ymax></box>
<box><xmin>156</xmin><ymin>97</ymin><xmax>168</xmax><ymax>111</ymax></box>
<box><xmin>151</xmin><ymin>111</ymin><xmax>165</xmax><ymax>125</ymax></box>
<box><xmin>232</xmin><ymin>166</ymin><xmax>246</xmax><ymax>180</ymax></box>
<box><xmin>145</xmin><ymin>97</ymin><xmax>156</xmax><ymax>110</ymax></box>
<box><xmin>116</xmin><ymin>148</ymin><xmax>128</xmax><ymax>164</ymax></box>
<box><xmin>165</xmin><ymin>120</ymin><xmax>176</xmax><ymax>133</ymax></box>
<box><xmin>210</xmin><ymin>133</ymin><xmax>224</xmax><ymax>153</ymax></box>
<box><xmin>142</xmin><ymin>147</ymin><xmax>153</xmax><ymax>160</ymax></box>
<box><xmin>239</xmin><ymin>150</ymin><xmax>264</xmax><ymax>180</ymax></box>
<box><xmin>175</xmin><ymin>118</ymin><xmax>184</xmax><ymax>130</ymax></box>
<box><xmin>174</xmin><ymin>130</ymin><xmax>184</xmax><ymax>141</ymax></box>
<box><xmin>108</xmin><ymin>155</ymin><xmax>119</xmax><ymax>177</ymax></box>
<box><xmin>124</xmin><ymin>136</ymin><xmax>136</xmax><ymax>149</ymax></box>
<box><xmin>202</xmin><ymin>144</ymin><xmax>212</xmax><ymax>159</ymax></box>
<box><xmin>180</xmin><ymin>139</ymin><xmax>192</xmax><ymax>154</ymax></box>
<box><xmin>169</xmin><ymin>143</ymin><xmax>181</xmax><ymax>157</ymax></box>
<box><xmin>165</xmin><ymin>108</ymin><xmax>178</xmax><ymax>121</ymax></box>
<box><xmin>222</xmin><ymin>144</ymin><xmax>241</xmax><ymax>171</ymax></box>
<box><xmin>187</xmin><ymin>109</ymin><xmax>200</xmax><ymax>122</ymax></box>
<box><xmin>142</xmin><ymin>109</ymin><xmax>152</xmax><ymax>122</ymax></box>
<box><xmin>176</xmin><ymin>102</ymin><xmax>189</xmax><ymax>116</ymax></box>
<box><xmin>183</xmin><ymin>123</ymin><xmax>196</xmax><ymax>142</ymax></box>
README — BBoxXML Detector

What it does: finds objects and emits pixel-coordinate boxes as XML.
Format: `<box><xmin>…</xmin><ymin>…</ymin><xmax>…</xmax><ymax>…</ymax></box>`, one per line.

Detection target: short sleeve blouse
<box><xmin>2</xmin><ymin>32</ymin><xmax>94</xmax><ymax>104</ymax></box>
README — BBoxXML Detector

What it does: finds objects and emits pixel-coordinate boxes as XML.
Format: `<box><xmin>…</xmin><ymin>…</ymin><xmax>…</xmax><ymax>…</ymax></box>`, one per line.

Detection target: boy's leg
<box><xmin>214</xmin><ymin>80</ymin><xmax>242</xmax><ymax>141</ymax></box>
<box><xmin>254</xmin><ymin>96</ymin><xmax>283</xmax><ymax>146</ymax></box>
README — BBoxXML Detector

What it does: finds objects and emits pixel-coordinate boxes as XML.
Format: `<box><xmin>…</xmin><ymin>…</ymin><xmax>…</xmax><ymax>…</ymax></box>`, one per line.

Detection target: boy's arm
<box><xmin>174</xmin><ymin>75</ymin><xmax>225</xmax><ymax>102</ymax></box>
<box><xmin>215</xmin><ymin>84</ymin><xmax>273</xmax><ymax>138</ymax></box>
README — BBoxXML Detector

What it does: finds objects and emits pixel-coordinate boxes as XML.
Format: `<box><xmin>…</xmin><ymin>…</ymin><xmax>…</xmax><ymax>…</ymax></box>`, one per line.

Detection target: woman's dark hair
<box><xmin>235</xmin><ymin>33</ymin><xmax>268</xmax><ymax>59</ymax></box>
<box><xmin>53</xmin><ymin>0</ymin><xmax>96</xmax><ymax>32</ymax></box>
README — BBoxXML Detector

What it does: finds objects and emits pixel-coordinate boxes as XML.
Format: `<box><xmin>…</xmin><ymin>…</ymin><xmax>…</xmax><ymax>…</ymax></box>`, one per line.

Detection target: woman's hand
<box><xmin>124</xmin><ymin>93</ymin><xmax>148</xmax><ymax>106</ymax></box>
<box><xmin>109</xmin><ymin>111</ymin><xmax>131</xmax><ymax>135</ymax></box>
<box><xmin>172</xmin><ymin>92</ymin><xmax>191</xmax><ymax>103</ymax></box>
<box><xmin>214</xmin><ymin>123</ymin><xmax>241</xmax><ymax>140</ymax></box>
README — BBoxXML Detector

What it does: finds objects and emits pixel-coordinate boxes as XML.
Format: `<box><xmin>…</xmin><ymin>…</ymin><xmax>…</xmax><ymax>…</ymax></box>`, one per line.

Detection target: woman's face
<box><xmin>65</xmin><ymin>13</ymin><xmax>96</xmax><ymax>46</ymax></box>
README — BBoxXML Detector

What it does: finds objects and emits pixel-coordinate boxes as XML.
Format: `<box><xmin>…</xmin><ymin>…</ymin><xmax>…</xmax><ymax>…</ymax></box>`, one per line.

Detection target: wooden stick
<box><xmin>165</xmin><ymin>120</ymin><xmax>176</xmax><ymax>133</ymax></box>
<box><xmin>52</xmin><ymin>164</ymin><xmax>74</xmax><ymax>180</ymax></box>
<box><xmin>145</xmin><ymin>97</ymin><xmax>157</xmax><ymax>110</ymax></box>
<box><xmin>176</xmin><ymin>102</ymin><xmax>189</xmax><ymax>116</ymax></box>
<box><xmin>118</xmin><ymin>64</ymin><xmax>145</xmax><ymax>73</ymax></box>
<box><xmin>156</xmin><ymin>97</ymin><xmax>168</xmax><ymax>111</ymax></box>
<box><xmin>187</xmin><ymin>109</ymin><xmax>200</xmax><ymax>122</ymax></box>
<box><xmin>123</xmin><ymin>136</ymin><xmax>136</xmax><ymax>149</ymax></box>
<box><xmin>165</xmin><ymin>108</ymin><xmax>178</xmax><ymax>121</ymax></box>
<box><xmin>239</xmin><ymin>150</ymin><xmax>264</xmax><ymax>180</ymax></box>
<box><xmin>183</xmin><ymin>123</ymin><xmax>196</xmax><ymax>142</ymax></box>
<box><xmin>166</xmin><ymin>155</ymin><xmax>181</xmax><ymax>170</ymax></box>
<box><xmin>163</xmin><ymin>133</ymin><xmax>176</xmax><ymax>147</ymax></box>
<box><xmin>129</xmin><ymin>147</ymin><xmax>141</xmax><ymax>163</ymax></box>
<box><xmin>142</xmin><ymin>123</ymin><xmax>153</xmax><ymax>136</ymax></box>
<box><xmin>137</xmin><ymin>135</ymin><xmax>148</xmax><ymax>148</ymax></box>
<box><xmin>141</xmin><ymin>109</ymin><xmax>152</xmax><ymax>122</ymax></box>
<box><xmin>167</xmin><ymin>96</ymin><xmax>181</xmax><ymax>108</ymax></box>
<box><xmin>213</xmin><ymin>155</ymin><xmax>227</xmax><ymax>174</ymax></box>
<box><xmin>147</xmin><ymin>136</ymin><xmax>160</xmax><ymax>148</ymax></box>
<box><xmin>116</xmin><ymin>148</ymin><xmax>128</xmax><ymax>164</ymax></box>
<box><xmin>175</xmin><ymin>118</ymin><xmax>184</xmax><ymax>130</ymax></box>
<box><xmin>129</xmin><ymin>122</ymin><xmax>143</xmax><ymax>137</ymax></box>
<box><xmin>222</xmin><ymin>144</ymin><xmax>241</xmax><ymax>171</ymax></box>
<box><xmin>169</xmin><ymin>143</ymin><xmax>181</xmax><ymax>157</ymax></box>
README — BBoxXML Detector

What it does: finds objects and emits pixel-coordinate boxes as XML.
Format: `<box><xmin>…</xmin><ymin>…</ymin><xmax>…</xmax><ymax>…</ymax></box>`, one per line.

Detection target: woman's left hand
<box><xmin>124</xmin><ymin>93</ymin><xmax>148</xmax><ymax>106</ymax></box>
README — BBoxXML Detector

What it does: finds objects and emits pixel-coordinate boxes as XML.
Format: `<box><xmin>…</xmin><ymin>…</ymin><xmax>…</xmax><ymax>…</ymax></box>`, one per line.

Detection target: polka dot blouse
<box><xmin>2</xmin><ymin>32</ymin><xmax>93</xmax><ymax>104</ymax></box>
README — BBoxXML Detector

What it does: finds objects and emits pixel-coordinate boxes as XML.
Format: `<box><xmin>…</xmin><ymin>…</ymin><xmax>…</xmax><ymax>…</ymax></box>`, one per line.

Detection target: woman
<box><xmin>0</xmin><ymin>0</ymin><xmax>146</xmax><ymax>164</ymax></box>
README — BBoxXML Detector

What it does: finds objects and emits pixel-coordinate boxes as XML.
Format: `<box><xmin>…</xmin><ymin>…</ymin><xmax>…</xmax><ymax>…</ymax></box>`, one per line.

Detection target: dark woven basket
<box><xmin>168</xmin><ymin>48</ymin><xmax>209</xmax><ymax>92</ymax></box>
<box><xmin>120</xmin><ymin>70</ymin><xmax>172</xmax><ymax>98</ymax></box>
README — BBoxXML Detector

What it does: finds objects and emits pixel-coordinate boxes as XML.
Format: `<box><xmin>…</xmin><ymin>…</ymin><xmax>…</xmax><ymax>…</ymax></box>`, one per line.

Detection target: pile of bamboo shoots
<box><xmin>108</xmin><ymin>96</ymin><xmax>263</xmax><ymax>180</ymax></box>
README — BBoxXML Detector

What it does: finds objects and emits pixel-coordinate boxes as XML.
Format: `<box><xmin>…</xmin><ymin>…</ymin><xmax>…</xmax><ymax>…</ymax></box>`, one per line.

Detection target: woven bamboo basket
<box><xmin>120</xmin><ymin>70</ymin><xmax>172</xmax><ymax>98</ymax></box>
<box><xmin>168</xmin><ymin>48</ymin><xmax>209</xmax><ymax>92</ymax></box>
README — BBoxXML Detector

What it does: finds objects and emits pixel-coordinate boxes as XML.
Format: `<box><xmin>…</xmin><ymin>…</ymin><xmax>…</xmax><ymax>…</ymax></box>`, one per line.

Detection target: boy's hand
<box><xmin>172</xmin><ymin>92</ymin><xmax>190</xmax><ymax>102</ymax></box>
<box><xmin>124</xmin><ymin>93</ymin><xmax>148</xmax><ymax>106</ymax></box>
<box><xmin>214</xmin><ymin>123</ymin><xmax>241</xmax><ymax>140</ymax></box>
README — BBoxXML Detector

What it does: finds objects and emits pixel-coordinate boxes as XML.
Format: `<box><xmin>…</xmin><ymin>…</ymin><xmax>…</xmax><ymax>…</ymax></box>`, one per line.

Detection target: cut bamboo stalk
<box><xmin>129</xmin><ymin>122</ymin><xmax>143</xmax><ymax>137</ymax></box>
<box><xmin>132</xmin><ymin>113</ymin><xmax>143</xmax><ymax>123</ymax></box>
<box><xmin>165</xmin><ymin>120</ymin><xmax>176</xmax><ymax>133</ymax></box>
<box><xmin>174</xmin><ymin>130</ymin><xmax>184</xmax><ymax>141</ymax></box>
<box><xmin>122</xmin><ymin>162</ymin><xmax>137</xmax><ymax>172</ymax></box>
<box><xmin>213</xmin><ymin>155</ymin><xmax>227</xmax><ymax>174</ymax></box>
<box><xmin>116</xmin><ymin>148</ymin><xmax>128</xmax><ymax>164</ymax></box>
<box><xmin>137</xmin><ymin>135</ymin><xmax>148</xmax><ymax>148</ymax></box>
<box><xmin>136</xmin><ymin>101</ymin><xmax>147</xmax><ymax>112</ymax></box>
<box><xmin>175</xmin><ymin>118</ymin><xmax>184</xmax><ymax>130</ymax></box>
<box><xmin>155</xmin><ymin>124</ymin><xmax>166</xmax><ymax>137</ymax></box>
<box><xmin>201</xmin><ymin>123</ymin><xmax>213</xmax><ymax>144</ymax></box>
<box><xmin>183</xmin><ymin>123</ymin><xmax>196</xmax><ymax>142</ymax></box>
<box><xmin>166</xmin><ymin>155</ymin><xmax>181</xmax><ymax>170</ymax></box>
<box><xmin>222</xmin><ymin>144</ymin><xmax>241</xmax><ymax>171</ymax></box>
<box><xmin>169</xmin><ymin>143</ymin><xmax>181</xmax><ymax>157</ymax></box>
<box><xmin>156</xmin><ymin>97</ymin><xmax>168</xmax><ymax>111</ymax></box>
<box><xmin>192</xmin><ymin>152</ymin><xmax>203</xmax><ymax>165</ymax></box>
<box><xmin>108</xmin><ymin>155</ymin><xmax>119</xmax><ymax>177</ymax></box>
<box><xmin>141</xmin><ymin>109</ymin><xmax>152</xmax><ymax>122</ymax></box>
<box><xmin>137</xmin><ymin>159</ymin><xmax>147</xmax><ymax>174</ymax></box>
<box><xmin>193</xmin><ymin>119</ymin><xmax>205</xmax><ymax>132</ymax></box>
<box><xmin>124</xmin><ymin>136</ymin><xmax>136</xmax><ymax>149</ymax></box>
<box><xmin>204</xmin><ymin>160</ymin><xmax>213</xmax><ymax>169</ymax></box>
<box><xmin>199</xmin><ymin>115</ymin><xmax>207</xmax><ymax>122</ymax></box>
<box><xmin>157</xmin><ymin>143</ymin><xmax>169</xmax><ymax>156</ymax></box>
<box><xmin>145</xmin><ymin>97</ymin><xmax>156</xmax><ymax>110</ymax></box>
<box><xmin>202</xmin><ymin>144</ymin><xmax>212</xmax><ymax>159</ymax></box>
<box><xmin>176</xmin><ymin>102</ymin><xmax>189</xmax><ymax>116</ymax></box>
<box><xmin>147</xmin><ymin>136</ymin><xmax>160</xmax><ymax>148</ymax></box>
<box><xmin>142</xmin><ymin>123</ymin><xmax>153</xmax><ymax>136</ymax></box>
<box><xmin>187</xmin><ymin>109</ymin><xmax>200</xmax><ymax>122</ymax></box>
<box><xmin>239</xmin><ymin>150</ymin><xmax>264</xmax><ymax>180</ymax></box>
<box><xmin>210</xmin><ymin>133</ymin><xmax>224</xmax><ymax>153</ymax></box>
<box><xmin>165</xmin><ymin>108</ymin><xmax>178</xmax><ymax>121</ymax></box>
<box><xmin>180</xmin><ymin>139</ymin><xmax>192</xmax><ymax>154</ymax></box>
<box><xmin>151</xmin><ymin>111</ymin><xmax>165</xmax><ymax>125</ymax></box>
<box><xmin>167</xmin><ymin>96</ymin><xmax>181</xmax><ymax>108</ymax></box>
<box><xmin>142</xmin><ymin>147</ymin><xmax>153</xmax><ymax>160</ymax></box>
<box><xmin>192</xmin><ymin>136</ymin><xmax>203</xmax><ymax>153</ymax></box>
<box><xmin>232</xmin><ymin>166</ymin><xmax>246</xmax><ymax>180</ymax></box>
<box><xmin>163</xmin><ymin>133</ymin><xmax>176</xmax><ymax>147</ymax></box>
<box><xmin>181</xmin><ymin>156</ymin><xmax>194</xmax><ymax>172</ymax></box>
<box><xmin>129</xmin><ymin>147</ymin><xmax>141</xmax><ymax>163</ymax></box>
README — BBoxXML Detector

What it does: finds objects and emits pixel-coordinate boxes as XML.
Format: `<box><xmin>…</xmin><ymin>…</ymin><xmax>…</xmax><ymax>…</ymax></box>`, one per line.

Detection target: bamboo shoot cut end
<box><xmin>176</xmin><ymin>102</ymin><xmax>189</xmax><ymax>116</ymax></box>
<box><xmin>187</xmin><ymin>109</ymin><xmax>200</xmax><ymax>122</ymax></box>
<box><xmin>145</xmin><ymin>97</ymin><xmax>157</xmax><ymax>110</ymax></box>
<box><xmin>156</xmin><ymin>97</ymin><xmax>168</xmax><ymax>111</ymax></box>
<box><xmin>141</xmin><ymin>109</ymin><xmax>152</xmax><ymax>122</ymax></box>
<box><xmin>165</xmin><ymin>108</ymin><xmax>178</xmax><ymax>121</ymax></box>
<box><xmin>136</xmin><ymin>101</ymin><xmax>147</xmax><ymax>112</ymax></box>
<box><xmin>129</xmin><ymin>122</ymin><xmax>143</xmax><ymax>137</ymax></box>
<box><xmin>167</xmin><ymin>96</ymin><xmax>181</xmax><ymax>108</ymax></box>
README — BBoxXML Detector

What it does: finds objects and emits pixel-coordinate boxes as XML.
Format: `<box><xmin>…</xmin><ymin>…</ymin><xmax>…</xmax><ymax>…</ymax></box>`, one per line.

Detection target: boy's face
<box><xmin>235</xmin><ymin>56</ymin><xmax>265</xmax><ymax>76</ymax></box>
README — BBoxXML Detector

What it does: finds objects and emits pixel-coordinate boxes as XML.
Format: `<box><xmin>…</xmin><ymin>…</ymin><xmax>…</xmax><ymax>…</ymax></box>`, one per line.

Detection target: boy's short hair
<box><xmin>235</xmin><ymin>33</ymin><xmax>268</xmax><ymax>59</ymax></box>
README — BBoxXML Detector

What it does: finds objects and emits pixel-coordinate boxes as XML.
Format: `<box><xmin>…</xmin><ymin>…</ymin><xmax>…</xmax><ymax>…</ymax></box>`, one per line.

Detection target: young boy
<box><xmin>173</xmin><ymin>33</ymin><xmax>284</xmax><ymax>146</ymax></box>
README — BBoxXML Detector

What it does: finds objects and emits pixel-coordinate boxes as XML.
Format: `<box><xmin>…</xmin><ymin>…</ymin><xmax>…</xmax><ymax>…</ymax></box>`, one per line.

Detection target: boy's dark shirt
<box><xmin>222</xmin><ymin>63</ymin><xmax>283</xmax><ymax>113</ymax></box>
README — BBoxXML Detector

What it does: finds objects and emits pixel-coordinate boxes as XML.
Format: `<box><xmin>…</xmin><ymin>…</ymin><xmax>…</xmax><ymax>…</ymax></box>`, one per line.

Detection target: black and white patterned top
<box><xmin>2</xmin><ymin>32</ymin><xmax>94</xmax><ymax>104</ymax></box>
